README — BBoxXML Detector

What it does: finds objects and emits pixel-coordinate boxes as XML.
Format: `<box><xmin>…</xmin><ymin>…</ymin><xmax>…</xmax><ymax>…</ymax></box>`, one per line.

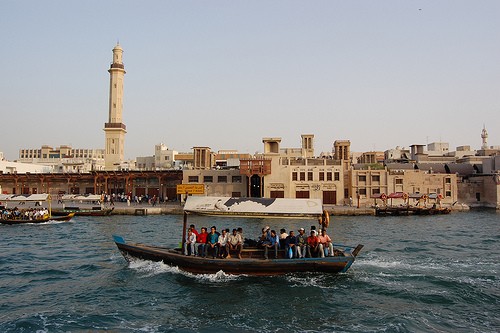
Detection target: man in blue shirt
<box><xmin>263</xmin><ymin>229</ymin><xmax>279</xmax><ymax>259</ymax></box>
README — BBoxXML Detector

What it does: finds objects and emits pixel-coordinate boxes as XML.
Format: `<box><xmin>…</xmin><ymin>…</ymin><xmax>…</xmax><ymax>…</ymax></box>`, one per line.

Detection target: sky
<box><xmin>1</xmin><ymin>1</ymin><xmax>499</xmax><ymax>161</ymax></box>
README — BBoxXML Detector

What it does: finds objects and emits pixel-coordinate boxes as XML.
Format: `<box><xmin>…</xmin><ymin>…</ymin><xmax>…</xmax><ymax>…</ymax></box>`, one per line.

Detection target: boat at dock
<box><xmin>113</xmin><ymin>196</ymin><xmax>363</xmax><ymax>276</ymax></box>
<box><xmin>51</xmin><ymin>194</ymin><xmax>114</xmax><ymax>216</ymax></box>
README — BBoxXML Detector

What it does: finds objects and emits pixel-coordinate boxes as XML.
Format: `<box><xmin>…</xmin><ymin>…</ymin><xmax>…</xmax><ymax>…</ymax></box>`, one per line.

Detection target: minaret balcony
<box><xmin>110</xmin><ymin>63</ymin><xmax>124</xmax><ymax>69</ymax></box>
<box><xmin>105</xmin><ymin>123</ymin><xmax>126</xmax><ymax>130</ymax></box>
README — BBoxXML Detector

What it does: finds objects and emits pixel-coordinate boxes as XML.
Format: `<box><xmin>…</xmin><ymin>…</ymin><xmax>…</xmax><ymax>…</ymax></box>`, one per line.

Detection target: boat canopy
<box><xmin>184</xmin><ymin>196</ymin><xmax>323</xmax><ymax>218</ymax></box>
<box><xmin>0</xmin><ymin>194</ymin><xmax>50</xmax><ymax>201</ymax></box>
<box><xmin>388</xmin><ymin>192</ymin><xmax>405</xmax><ymax>199</ymax></box>
<box><xmin>61</xmin><ymin>194</ymin><xmax>101</xmax><ymax>201</ymax></box>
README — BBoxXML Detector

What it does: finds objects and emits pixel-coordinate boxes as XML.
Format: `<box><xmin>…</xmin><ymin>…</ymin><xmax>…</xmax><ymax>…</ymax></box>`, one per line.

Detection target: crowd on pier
<box><xmin>183</xmin><ymin>223</ymin><xmax>335</xmax><ymax>260</ymax></box>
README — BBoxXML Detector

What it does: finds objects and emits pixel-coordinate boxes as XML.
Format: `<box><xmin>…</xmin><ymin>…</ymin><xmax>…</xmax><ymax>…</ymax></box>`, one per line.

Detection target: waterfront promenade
<box><xmin>5</xmin><ymin>199</ymin><xmax>468</xmax><ymax>216</ymax></box>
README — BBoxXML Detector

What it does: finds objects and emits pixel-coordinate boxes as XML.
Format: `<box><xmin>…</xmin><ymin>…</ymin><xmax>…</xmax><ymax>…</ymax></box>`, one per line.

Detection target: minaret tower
<box><xmin>481</xmin><ymin>125</ymin><xmax>488</xmax><ymax>150</ymax></box>
<box><xmin>104</xmin><ymin>43</ymin><xmax>127</xmax><ymax>170</ymax></box>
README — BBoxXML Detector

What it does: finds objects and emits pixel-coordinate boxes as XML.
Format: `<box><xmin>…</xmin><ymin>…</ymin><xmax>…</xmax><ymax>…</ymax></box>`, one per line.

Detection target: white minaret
<box><xmin>104</xmin><ymin>43</ymin><xmax>127</xmax><ymax>170</ymax></box>
<box><xmin>481</xmin><ymin>125</ymin><xmax>488</xmax><ymax>150</ymax></box>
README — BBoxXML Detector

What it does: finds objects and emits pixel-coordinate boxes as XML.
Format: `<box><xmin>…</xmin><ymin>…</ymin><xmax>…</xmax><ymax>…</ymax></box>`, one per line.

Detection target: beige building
<box><xmin>104</xmin><ymin>43</ymin><xmax>127</xmax><ymax>170</ymax></box>
<box><xmin>18</xmin><ymin>145</ymin><xmax>105</xmax><ymax>172</ymax></box>
<box><xmin>349</xmin><ymin>166</ymin><xmax>458</xmax><ymax>207</ymax></box>
<box><xmin>258</xmin><ymin>136</ymin><xmax>344</xmax><ymax>203</ymax></box>
<box><xmin>183</xmin><ymin>169</ymin><xmax>247</xmax><ymax>197</ymax></box>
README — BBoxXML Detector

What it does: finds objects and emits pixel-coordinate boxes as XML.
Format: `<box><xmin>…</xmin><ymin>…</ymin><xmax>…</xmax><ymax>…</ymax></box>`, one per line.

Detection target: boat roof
<box><xmin>0</xmin><ymin>194</ymin><xmax>50</xmax><ymax>201</ymax></box>
<box><xmin>184</xmin><ymin>196</ymin><xmax>323</xmax><ymax>218</ymax></box>
<box><xmin>61</xmin><ymin>194</ymin><xmax>101</xmax><ymax>201</ymax></box>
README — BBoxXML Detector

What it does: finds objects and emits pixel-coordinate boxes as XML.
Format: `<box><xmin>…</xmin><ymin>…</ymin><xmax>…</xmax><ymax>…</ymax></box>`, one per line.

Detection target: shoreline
<box><xmin>4</xmin><ymin>200</ymin><xmax>472</xmax><ymax>216</ymax></box>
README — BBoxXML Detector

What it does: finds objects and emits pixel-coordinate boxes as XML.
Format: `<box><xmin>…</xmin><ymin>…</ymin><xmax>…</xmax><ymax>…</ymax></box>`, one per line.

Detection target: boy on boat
<box><xmin>227</xmin><ymin>228</ymin><xmax>243</xmax><ymax>259</ymax></box>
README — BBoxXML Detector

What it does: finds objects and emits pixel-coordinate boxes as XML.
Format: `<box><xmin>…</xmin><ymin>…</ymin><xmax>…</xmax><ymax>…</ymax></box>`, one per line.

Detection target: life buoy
<box><xmin>437</xmin><ymin>194</ymin><xmax>443</xmax><ymax>200</ymax></box>
<box><xmin>402</xmin><ymin>193</ymin><xmax>409</xmax><ymax>201</ymax></box>
<box><xmin>381</xmin><ymin>194</ymin><xmax>387</xmax><ymax>201</ymax></box>
<box><xmin>422</xmin><ymin>194</ymin><xmax>428</xmax><ymax>201</ymax></box>
<box><xmin>320</xmin><ymin>209</ymin><xmax>330</xmax><ymax>228</ymax></box>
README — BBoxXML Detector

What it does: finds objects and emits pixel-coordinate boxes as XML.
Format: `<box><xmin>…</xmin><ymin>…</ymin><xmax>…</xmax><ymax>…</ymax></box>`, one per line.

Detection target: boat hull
<box><xmin>52</xmin><ymin>208</ymin><xmax>114</xmax><ymax>216</ymax></box>
<box><xmin>114</xmin><ymin>236</ymin><xmax>362</xmax><ymax>276</ymax></box>
<box><xmin>0</xmin><ymin>213</ymin><xmax>75</xmax><ymax>225</ymax></box>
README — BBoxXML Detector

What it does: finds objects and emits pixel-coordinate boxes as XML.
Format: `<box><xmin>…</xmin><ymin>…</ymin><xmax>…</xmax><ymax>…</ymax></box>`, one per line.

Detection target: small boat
<box><xmin>52</xmin><ymin>194</ymin><xmax>113</xmax><ymax>216</ymax></box>
<box><xmin>0</xmin><ymin>212</ymin><xmax>75</xmax><ymax>225</ymax></box>
<box><xmin>51</xmin><ymin>207</ymin><xmax>114</xmax><ymax>216</ymax></box>
<box><xmin>114</xmin><ymin>197</ymin><xmax>363</xmax><ymax>276</ymax></box>
<box><xmin>375</xmin><ymin>206</ymin><xmax>451</xmax><ymax>216</ymax></box>
<box><xmin>113</xmin><ymin>235</ymin><xmax>363</xmax><ymax>276</ymax></box>
<box><xmin>0</xmin><ymin>193</ymin><xmax>75</xmax><ymax>225</ymax></box>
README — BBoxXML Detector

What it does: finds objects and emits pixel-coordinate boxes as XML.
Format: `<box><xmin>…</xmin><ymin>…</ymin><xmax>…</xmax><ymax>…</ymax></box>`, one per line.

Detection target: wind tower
<box><xmin>104</xmin><ymin>43</ymin><xmax>127</xmax><ymax>170</ymax></box>
<box><xmin>481</xmin><ymin>125</ymin><xmax>488</xmax><ymax>150</ymax></box>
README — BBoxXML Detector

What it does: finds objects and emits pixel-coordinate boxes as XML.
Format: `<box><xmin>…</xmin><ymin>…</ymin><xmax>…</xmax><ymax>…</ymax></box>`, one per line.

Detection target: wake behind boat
<box><xmin>114</xmin><ymin>196</ymin><xmax>363</xmax><ymax>276</ymax></box>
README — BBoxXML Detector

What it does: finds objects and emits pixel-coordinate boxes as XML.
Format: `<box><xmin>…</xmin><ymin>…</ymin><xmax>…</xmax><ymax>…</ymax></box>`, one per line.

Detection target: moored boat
<box><xmin>51</xmin><ymin>207</ymin><xmax>114</xmax><ymax>216</ymax></box>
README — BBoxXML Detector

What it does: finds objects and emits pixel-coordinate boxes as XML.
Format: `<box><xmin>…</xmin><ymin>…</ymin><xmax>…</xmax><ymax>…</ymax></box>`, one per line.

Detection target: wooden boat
<box><xmin>113</xmin><ymin>235</ymin><xmax>363</xmax><ymax>276</ymax></box>
<box><xmin>375</xmin><ymin>206</ymin><xmax>451</xmax><ymax>216</ymax></box>
<box><xmin>113</xmin><ymin>197</ymin><xmax>363</xmax><ymax>276</ymax></box>
<box><xmin>0</xmin><ymin>193</ymin><xmax>75</xmax><ymax>225</ymax></box>
<box><xmin>52</xmin><ymin>194</ymin><xmax>113</xmax><ymax>216</ymax></box>
<box><xmin>0</xmin><ymin>212</ymin><xmax>75</xmax><ymax>225</ymax></box>
<box><xmin>51</xmin><ymin>207</ymin><xmax>114</xmax><ymax>216</ymax></box>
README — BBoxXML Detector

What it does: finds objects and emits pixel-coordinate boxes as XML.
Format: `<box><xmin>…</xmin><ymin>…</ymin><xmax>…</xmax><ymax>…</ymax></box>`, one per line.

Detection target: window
<box><xmin>204</xmin><ymin>176</ymin><xmax>213</xmax><ymax>183</ymax></box>
<box><xmin>319</xmin><ymin>172</ymin><xmax>324</xmax><ymax>181</ymax></box>
<box><xmin>292</xmin><ymin>172</ymin><xmax>298</xmax><ymax>181</ymax></box>
<box><xmin>165</xmin><ymin>156</ymin><xmax>170</xmax><ymax>161</ymax></box>
<box><xmin>232</xmin><ymin>192</ymin><xmax>241</xmax><ymax>197</ymax></box>
<box><xmin>372</xmin><ymin>188</ymin><xmax>380</xmax><ymax>195</ymax></box>
<box><xmin>446</xmin><ymin>191</ymin><xmax>451</xmax><ymax>197</ymax></box>
<box><xmin>232</xmin><ymin>176</ymin><xmax>242</xmax><ymax>183</ymax></box>
<box><xmin>359</xmin><ymin>175</ymin><xmax>366</xmax><ymax>182</ymax></box>
<box><xmin>188</xmin><ymin>176</ymin><xmax>198</xmax><ymax>183</ymax></box>
<box><xmin>327</xmin><ymin>172</ymin><xmax>332</xmax><ymax>181</ymax></box>
<box><xmin>308</xmin><ymin>172</ymin><xmax>313</xmax><ymax>181</ymax></box>
<box><xmin>372</xmin><ymin>175</ymin><xmax>380</xmax><ymax>182</ymax></box>
<box><xmin>334</xmin><ymin>172</ymin><xmax>340</xmax><ymax>181</ymax></box>
<box><xmin>218</xmin><ymin>176</ymin><xmax>227</xmax><ymax>183</ymax></box>
<box><xmin>300</xmin><ymin>172</ymin><xmax>305</xmax><ymax>181</ymax></box>
<box><xmin>359</xmin><ymin>188</ymin><xmax>366</xmax><ymax>195</ymax></box>
<box><xmin>396</xmin><ymin>179</ymin><xmax>403</xmax><ymax>184</ymax></box>
<box><xmin>445</xmin><ymin>178</ymin><xmax>451</xmax><ymax>184</ymax></box>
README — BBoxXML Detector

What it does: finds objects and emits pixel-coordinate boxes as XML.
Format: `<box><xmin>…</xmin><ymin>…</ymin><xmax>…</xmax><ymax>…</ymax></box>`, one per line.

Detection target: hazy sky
<box><xmin>1</xmin><ymin>1</ymin><xmax>499</xmax><ymax>161</ymax></box>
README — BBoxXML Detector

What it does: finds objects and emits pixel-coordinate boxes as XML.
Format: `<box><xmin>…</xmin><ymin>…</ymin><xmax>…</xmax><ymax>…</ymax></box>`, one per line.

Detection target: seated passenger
<box><xmin>263</xmin><ymin>229</ymin><xmax>279</xmax><ymax>259</ymax></box>
<box><xmin>227</xmin><ymin>228</ymin><xmax>243</xmax><ymax>259</ymax></box>
<box><xmin>285</xmin><ymin>230</ymin><xmax>297</xmax><ymax>258</ymax></box>
<box><xmin>279</xmin><ymin>228</ymin><xmax>288</xmax><ymax>248</ymax></box>
<box><xmin>258</xmin><ymin>226</ymin><xmax>271</xmax><ymax>247</ymax></box>
<box><xmin>184</xmin><ymin>228</ymin><xmax>196</xmax><ymax>256</ymax></box>
<box><xmin>318</xmin><ymin>229</ymin><xmax>334</xmax><ymax>257</ymax></box>
<box><xmin>307</xmin><ymin>230</ymin><xmax>324</xmax><ymax>258</ymax></box>
<box><xmin>206</xmin><ymin>226</ymin><xmax>219</xmax><ymax>259</ymax></box>
<box><xmin>295</xmin><ymin>228</ymin><xmax>308</xmax><ymax>258</ymax></box>
<box><xmin>196</xmin><ymin>227</ymin><xmax>208</xmax><ymax>257</ymax></box>
<box><xmin>217</xmin><ymin>229</ymin><xmax>229</xmax><ymax>258</ymax></box>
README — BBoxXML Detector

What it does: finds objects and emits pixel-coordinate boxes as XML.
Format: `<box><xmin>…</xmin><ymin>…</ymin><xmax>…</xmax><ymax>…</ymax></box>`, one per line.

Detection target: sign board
<box><xmin>176</xmin><ymin>184</ymin><xmax>205</xmax><ymax>195</ymax></box>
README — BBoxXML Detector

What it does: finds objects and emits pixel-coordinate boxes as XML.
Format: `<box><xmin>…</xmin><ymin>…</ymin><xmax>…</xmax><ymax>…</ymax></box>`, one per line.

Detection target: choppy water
<box><xmin>0</xmin><ymin>210</ymin><xmax>498</xmax><ymax>332</ymax></box>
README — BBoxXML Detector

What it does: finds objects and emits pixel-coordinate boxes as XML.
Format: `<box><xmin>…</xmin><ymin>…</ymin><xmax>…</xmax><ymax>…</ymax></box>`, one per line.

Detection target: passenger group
<box><xmin>183</xmin><ymin>224</ymin><xmax>334</xmax><ymax>260</ymax></box>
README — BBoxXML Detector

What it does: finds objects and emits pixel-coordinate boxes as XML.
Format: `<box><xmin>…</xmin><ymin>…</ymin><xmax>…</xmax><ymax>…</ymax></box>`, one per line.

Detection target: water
<box><xmin>0</xmin><ymin>211</ymin><xmax>498</xmax><ymax>332</ymax></box>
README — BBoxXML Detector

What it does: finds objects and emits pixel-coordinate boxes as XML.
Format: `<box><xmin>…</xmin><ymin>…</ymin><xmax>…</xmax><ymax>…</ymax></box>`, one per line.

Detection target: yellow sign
<box><xmin>176</xmin><ymin>184</ymin><xmax>205</xmax><ymax>195</ymax></box>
